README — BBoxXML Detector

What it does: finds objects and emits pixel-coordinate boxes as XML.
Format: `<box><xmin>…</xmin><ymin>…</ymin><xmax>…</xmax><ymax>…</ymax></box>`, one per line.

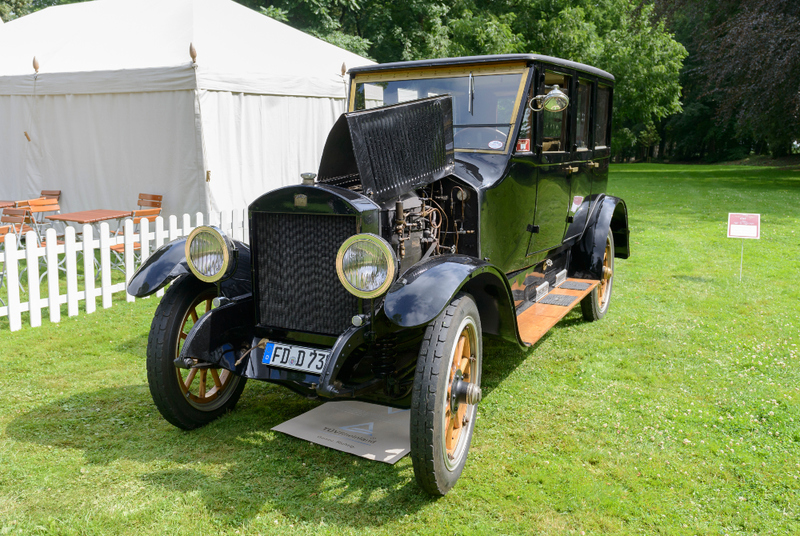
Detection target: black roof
<box><xmin>348</xmin><ymin>54</ymin><xmax>614</xmax><ymax>82</ymax></box>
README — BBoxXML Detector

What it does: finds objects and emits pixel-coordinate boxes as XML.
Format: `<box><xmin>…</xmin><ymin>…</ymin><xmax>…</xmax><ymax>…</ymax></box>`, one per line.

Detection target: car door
<box><xmin>527</xmin><ymin>69</ymin><xmax>573</xmax><ymax>258</ymax></box>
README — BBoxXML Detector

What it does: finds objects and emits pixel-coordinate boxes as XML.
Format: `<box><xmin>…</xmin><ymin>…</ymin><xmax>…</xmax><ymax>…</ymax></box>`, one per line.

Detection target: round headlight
<box><xmin>185</xmin><ymin>225</ymin><xmax>235</xmax><ymax>283</ymax></box>
<box><xmin>336</xmin><ymin>233</ymin><xmax>398</xmax><ymax>299</ymax></box>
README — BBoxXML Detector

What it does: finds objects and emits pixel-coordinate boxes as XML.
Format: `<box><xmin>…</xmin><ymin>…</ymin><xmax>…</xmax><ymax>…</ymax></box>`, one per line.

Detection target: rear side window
<box><xmin>575</xmin><ymin>79</ymin><xmax>592</xmax><ymax>150</ymax></box>
<box><xmin>595</xmin><ymin>85</ymin><xmax>611</xmax><ymax>148</ymax></box>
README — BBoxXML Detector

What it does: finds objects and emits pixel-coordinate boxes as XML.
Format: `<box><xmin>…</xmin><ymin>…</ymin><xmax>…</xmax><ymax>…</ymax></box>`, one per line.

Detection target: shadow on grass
<box><xmin>5</xmin><ymin>309</ymin><xmax>592</xmax><ymax>529</ymax></box>
<box><xmin>5</xmin><ymin>381</ymin><xmax>433</xmax><ymax>529</ymax></box>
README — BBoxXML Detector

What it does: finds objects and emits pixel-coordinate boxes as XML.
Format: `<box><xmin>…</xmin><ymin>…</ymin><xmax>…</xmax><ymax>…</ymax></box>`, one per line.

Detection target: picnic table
<box><xmin>47</xmin><ymin>209</ymin><xmax>132</xmax><ymax>225</ymax></box>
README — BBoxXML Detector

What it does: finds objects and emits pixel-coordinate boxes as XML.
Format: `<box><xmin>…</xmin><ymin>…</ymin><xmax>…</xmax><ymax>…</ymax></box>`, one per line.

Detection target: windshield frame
<box><xmin>349</xmin><ymin>62</ymin><xmax>530</xmax><ymax>155</ymax></box>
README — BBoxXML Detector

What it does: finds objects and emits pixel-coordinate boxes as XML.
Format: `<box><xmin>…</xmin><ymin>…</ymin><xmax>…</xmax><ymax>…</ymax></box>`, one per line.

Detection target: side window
<box><xmin>575</xmin><ymin>79</ymin><xmax>592</xmax><ymax>151</ymax></box>
<box><xmin>542</xmin><ymin>71</ymin><xmax>570</xmax><ymax>152</ymax></box>
<box><xmin>595</xmin><ymin>85</ymin><xmax>611</xmax><ymax>148</ymax></box>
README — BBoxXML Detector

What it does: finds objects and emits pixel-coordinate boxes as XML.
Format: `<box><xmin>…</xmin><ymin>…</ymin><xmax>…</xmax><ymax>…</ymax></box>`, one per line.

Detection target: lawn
<box><xmin>2</xmin><ymin>163</ymin><xmax>799</xmax><ymax>535</ymax></box>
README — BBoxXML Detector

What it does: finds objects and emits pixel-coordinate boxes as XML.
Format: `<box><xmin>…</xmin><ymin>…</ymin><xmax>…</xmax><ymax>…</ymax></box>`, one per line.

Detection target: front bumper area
<box><xmin>179</xmin><ymin>295</ymin><xmax>383</xmax><ymax>400</ymax></box>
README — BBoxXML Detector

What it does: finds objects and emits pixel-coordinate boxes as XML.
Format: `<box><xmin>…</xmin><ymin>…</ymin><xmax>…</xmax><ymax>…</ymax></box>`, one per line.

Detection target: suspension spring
<box><xmin>372</xmin><ymin>336</ymin><xmax>398</xmax><ymax>379</ymax></box>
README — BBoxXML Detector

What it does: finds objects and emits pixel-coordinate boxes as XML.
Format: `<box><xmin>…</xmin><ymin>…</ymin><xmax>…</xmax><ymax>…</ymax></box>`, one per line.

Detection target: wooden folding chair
<box><xmin>137</xmin><ymin>193</ymin><xmax>163</xmax><ymax>209</ymax></box>
<box><xmin>0</xmin><ymin>225</ymin><xmax>10</xmax><ymax>304</ymax></box>
<box><xmin>1</xmin><ymin>208</ymin><xmax>36</xmax><ymax>239</ymax></box>
<box><xmin>110</xmin><ymin>207</ymin><xmax>162</xmax><ymax>271</ymax></box>
<box><xmin>40</xmin><ymin>190</ymin><xmax>61</xmax><ymax>200</ymax></box>
<box><xmin>16</xmin><ymin>198</ymin><xmax>62</xmax><ymax>245</ymax></box>
<box><xmin>0</xmin><ymin>219</ymin><xmax>31</xmax><ymax>294</ymax></box>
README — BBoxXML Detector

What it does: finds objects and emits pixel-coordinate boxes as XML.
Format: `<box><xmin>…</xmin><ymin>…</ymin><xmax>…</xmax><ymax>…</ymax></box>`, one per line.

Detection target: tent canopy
<box><xmin>0</xmin><ymin>0</ymin><xmax>371</xmax><ymax>97</ymax></box>
<box><xmin>0</xmin><ymin>0</ymin><xmax>373</xmax><ymax>217</ymax></box>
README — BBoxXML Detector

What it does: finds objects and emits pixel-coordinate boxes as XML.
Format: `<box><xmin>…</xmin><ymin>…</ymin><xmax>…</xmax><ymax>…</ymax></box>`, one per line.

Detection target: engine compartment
<box><xmin>380</xmin><ymin>177</ymin><xmax>479</xmax><ymax>273</ymax></box>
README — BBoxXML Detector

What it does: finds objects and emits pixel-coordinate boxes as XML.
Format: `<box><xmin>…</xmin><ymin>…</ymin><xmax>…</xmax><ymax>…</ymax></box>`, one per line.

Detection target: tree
<box><xmin>475</xmin><ymin>0</ymin><xmax>686</xmax><ymax>158</ymax></box>
<box><xmin>658</xmin><ymin>0</ymin><xmax>800</xmax><ymax>158</ymax></box>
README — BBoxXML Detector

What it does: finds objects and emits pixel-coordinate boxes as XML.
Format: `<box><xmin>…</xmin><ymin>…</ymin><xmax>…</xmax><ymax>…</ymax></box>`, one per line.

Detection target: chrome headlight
<box><xmin>336</xmin><ymin>233</ymin><xmax>398</xmax><ymax>299</ymax></box>
<box><xmin>185</xmin><ymin>225</ymin><xmax>235</xmax><ymax>283</ymax></box>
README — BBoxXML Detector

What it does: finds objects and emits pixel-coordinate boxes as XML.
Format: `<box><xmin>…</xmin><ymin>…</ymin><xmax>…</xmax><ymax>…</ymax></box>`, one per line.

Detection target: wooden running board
<box><xmin>516</xmin><ymin>278</ymin><xmax>599</xmax><ymax>346</ymax></box>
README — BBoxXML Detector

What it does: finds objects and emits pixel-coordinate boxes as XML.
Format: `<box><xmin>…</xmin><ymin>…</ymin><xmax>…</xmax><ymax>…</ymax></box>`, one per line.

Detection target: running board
<box><xmin>515</xmin><ymin>277</ymin><xmax>599</xmax><ymax>346</ymax></box>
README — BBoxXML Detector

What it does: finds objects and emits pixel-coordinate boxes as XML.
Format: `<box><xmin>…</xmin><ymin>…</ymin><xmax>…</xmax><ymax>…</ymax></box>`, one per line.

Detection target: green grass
<box><xmin>2</xmin><ymin>163</ymin><xmax>800</xmax><ymax>535</ymax></box>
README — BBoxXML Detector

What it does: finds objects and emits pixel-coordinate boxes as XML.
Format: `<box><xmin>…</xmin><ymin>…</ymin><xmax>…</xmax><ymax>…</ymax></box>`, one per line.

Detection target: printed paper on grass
<box><xmin>273</xmin><ymin>400</ymin><xmax>410</xmax><ymax>464</ymax></box>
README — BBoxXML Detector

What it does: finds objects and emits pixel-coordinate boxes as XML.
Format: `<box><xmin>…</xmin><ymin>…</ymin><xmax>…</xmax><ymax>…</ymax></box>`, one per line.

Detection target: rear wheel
<box><xmin>581</xmin><ymin>229</ymin><xmax>614</xmax><ymax>321</ymax></box>
<box><xmin>146</xmin><ymin>276</ymin><xmax>246</xmax><ymax>430</ymax></box>
<box><xmin>410</xmin><ymin>293</ymin><xmax>483</xmax><ymax>496</ymax></box>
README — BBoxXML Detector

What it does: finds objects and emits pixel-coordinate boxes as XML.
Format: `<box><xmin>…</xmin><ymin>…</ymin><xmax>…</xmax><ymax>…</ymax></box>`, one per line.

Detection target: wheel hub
<box><xmin>450</xmin><ymin>369</ymin><xmax>483</xmax><ymax>413</ymax></box>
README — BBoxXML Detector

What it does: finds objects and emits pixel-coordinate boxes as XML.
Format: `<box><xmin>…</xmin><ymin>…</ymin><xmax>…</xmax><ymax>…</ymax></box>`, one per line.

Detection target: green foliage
<box><xmin>0</xmin><ymin>0</ymin><xmax>30</xmax><ymax>21</ymax></box>
<box><xmin>474</xmin><ymin>0</ymin><xmax>686</xmax><ymax>155</ymax></box>
<box><xmin>611</xmin><ymin>126</ymin><xmax>638</xmax><ymax>160</ymax></box>
<box><xmin>355</xmin><ymin>1</ymin><xmax>452</xmax><ymax>61</ymax></box>
<box><xmin>259</xmin><ymin>4</ymin><xmax>289</xmax><ymax>22</ymax></box>
<box><xmin>260</xmin><ymin>0</ymin><xmax>373</xmax><ymax>58</ymax></box>
<box><xmin>445</xmin><ymin>8</ymin><xmax>524</xmax><ymax>58</ymax></box>
<box><xmin>657</xmin><ymin>0</ymin><xmax>800</xmax><ymax>160</ymax></box>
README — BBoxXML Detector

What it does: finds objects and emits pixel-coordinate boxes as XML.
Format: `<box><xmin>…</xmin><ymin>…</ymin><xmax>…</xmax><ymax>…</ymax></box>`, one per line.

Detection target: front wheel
<box><xmin>146</xmin><ymin>276</ymin><xmax>246</xmax><ymax>430</ymax></box>
<box><xmin>581</xmin><ymin>229</ymin><xmax>614</xmax><ymax>321</ymax></box>
<box><xmin>410</xmin><ymin>293</ymin><xmax>483</xmax><ymax>496</ymax></box>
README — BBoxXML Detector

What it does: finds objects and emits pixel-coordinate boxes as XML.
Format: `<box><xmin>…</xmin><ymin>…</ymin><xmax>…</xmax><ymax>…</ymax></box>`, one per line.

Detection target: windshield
<box><xmin>351</xmin><ymin>66</ymin><xmax>528</xmax><ymax>153</ymax></box>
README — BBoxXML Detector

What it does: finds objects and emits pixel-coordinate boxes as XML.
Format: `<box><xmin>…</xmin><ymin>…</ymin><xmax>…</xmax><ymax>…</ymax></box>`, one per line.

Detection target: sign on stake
<box><xmin>727</xmin><ymin>213</ymin><xmax>760</xmax><ymax>282</ymax></box>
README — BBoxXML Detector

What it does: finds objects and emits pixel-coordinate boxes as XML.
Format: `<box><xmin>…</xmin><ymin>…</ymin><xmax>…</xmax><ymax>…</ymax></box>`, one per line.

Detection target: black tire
<box><xmin>581</xmin><ymin>229</ymin><xmax>614</xmax><ymax>321</ymax></box>
<box><xmin>410</xmin><ymin>293</ymin><xmax>483</xmax><ymax>496</ymax></box>
<box><xmin>146</xmin><ymin>276</ymin><xmax>246</xmax><ymax>430</ymax></box>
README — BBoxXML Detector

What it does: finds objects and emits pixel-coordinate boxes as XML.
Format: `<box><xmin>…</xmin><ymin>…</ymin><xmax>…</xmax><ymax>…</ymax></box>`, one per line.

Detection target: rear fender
<box><xmin>127</xmin><ymin>238</ymin><xmax>251</xmax><ymax>298</ymax></box>
<box><xmin>384</xmin><ymin>255</ymin><xmax>519</xmax><ymax>343</ymax></box>
<box><xmin>571</xmin><ymin>195</ymin><xmax>629</xmax><ymax>280</ymax></box>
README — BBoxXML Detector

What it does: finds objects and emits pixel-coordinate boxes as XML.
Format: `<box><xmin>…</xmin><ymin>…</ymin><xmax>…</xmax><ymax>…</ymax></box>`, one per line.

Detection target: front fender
<box><xmin>384</xmin><ymin>255</ymin><xmax>518</xmax><ymax>342</ymax></box>
<box><xmin>127</xmin><ymin>237</ymin><xmax>252</xmax><ymax>298</ymax></box>
<box><xmin>180</xmin><ymin>293</ymin><xmax>256</xmax><ymax>374</ymax></box>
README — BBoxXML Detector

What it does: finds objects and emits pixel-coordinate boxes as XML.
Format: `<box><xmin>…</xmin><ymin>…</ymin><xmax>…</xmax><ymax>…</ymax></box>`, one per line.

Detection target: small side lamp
<box><xmin>529</xmin><ymin>85</ymin><xmax>570</xmax><ymax>113</ymax></box>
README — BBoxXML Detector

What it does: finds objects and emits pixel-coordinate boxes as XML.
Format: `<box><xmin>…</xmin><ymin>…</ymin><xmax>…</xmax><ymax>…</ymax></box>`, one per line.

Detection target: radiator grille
<box><xmin>252</xmin><ymin>212</ymin><xmax>358</xmax><ymax>335</ymax></box>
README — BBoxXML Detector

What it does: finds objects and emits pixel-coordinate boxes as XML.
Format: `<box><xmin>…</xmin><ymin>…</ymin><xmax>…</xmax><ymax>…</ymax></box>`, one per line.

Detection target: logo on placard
<box><xmin>339</xmin><ymin>422</ymin><xmax>374</xmax><ymax>436</ymax></box>
<box><xmin>294</xmin><ymin>194</ymin><xmax>307</xmax><ymax>207</ymax></box>
<box><xmin>488</xmin><ymin>140</ymin><xmax>504</xmax><ymax>150</ymax></box>
<box><xmin>516</xmin><ymin>139</ymin><xmax>531</xmax><ymax>152</ymax></box>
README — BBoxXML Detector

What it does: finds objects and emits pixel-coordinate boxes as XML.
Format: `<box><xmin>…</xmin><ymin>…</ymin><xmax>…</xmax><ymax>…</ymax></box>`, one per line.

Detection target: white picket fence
<box><xmin>0</xmin><ymin>210</ymin><xmax>248</xmax><ymax>332</ymax></box>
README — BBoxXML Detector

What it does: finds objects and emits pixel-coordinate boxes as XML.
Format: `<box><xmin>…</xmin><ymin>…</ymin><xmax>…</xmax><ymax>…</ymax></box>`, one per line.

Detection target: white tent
<box><xmin>0</xmin><ymin>0</ymin><xmax>373</xmax><ymax>216</ymax></box>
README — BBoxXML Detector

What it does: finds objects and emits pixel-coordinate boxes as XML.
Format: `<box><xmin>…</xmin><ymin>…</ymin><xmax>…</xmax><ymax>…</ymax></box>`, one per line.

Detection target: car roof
<box><xmin>348</xmin><ymin>54</ymin><xmax>614</xmax><ymax>82</ymax></box>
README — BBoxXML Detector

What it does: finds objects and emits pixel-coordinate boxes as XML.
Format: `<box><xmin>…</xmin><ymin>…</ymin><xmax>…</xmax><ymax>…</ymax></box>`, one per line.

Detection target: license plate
<box><xmin>262</xmin><ymin>342</ymin><xmax>330</xmax><ymax>374</ymax></box>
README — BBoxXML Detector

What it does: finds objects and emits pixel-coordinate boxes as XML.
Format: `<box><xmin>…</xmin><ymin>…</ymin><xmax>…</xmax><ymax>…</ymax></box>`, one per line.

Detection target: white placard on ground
<box><xmin>727</xmin><ymin>213</ymin><xmax>761</xmax><ymax>239</ymax></box>
<box><xmin>272</xmin><ymin>400</ymin><xmax>410</xmax><ymax>464</ymax></box>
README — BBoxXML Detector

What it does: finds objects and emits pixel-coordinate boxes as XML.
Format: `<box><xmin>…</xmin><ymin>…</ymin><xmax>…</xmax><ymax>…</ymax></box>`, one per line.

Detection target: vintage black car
<box><xmin>128</xmin><ymin>54</ymin><xmax>629</xmax><ymax>496</ymax></box>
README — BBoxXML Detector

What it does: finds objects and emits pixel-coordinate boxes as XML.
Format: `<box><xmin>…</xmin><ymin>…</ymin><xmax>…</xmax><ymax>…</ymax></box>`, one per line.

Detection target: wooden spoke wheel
<box><xmin>411</xmin><ymin>293</ymin><xmax>483</xmax><ymax>496</ymax></box>
<box><xmin>146</xmin><ymin>276</ymin><xmax>246</xmax><ymax>430</ymax></box>
<box><xmin>582</xmin><ymin>229</ymin><xmax>615</xmax><ymax>321</ymax></box>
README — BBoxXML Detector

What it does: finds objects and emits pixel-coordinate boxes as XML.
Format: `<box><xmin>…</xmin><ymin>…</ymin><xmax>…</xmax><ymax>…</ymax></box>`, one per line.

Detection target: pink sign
<box><xmin>727</xmin><ymin>213</ymin><xmax>760</xmax><ymax>239</ymax></box>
